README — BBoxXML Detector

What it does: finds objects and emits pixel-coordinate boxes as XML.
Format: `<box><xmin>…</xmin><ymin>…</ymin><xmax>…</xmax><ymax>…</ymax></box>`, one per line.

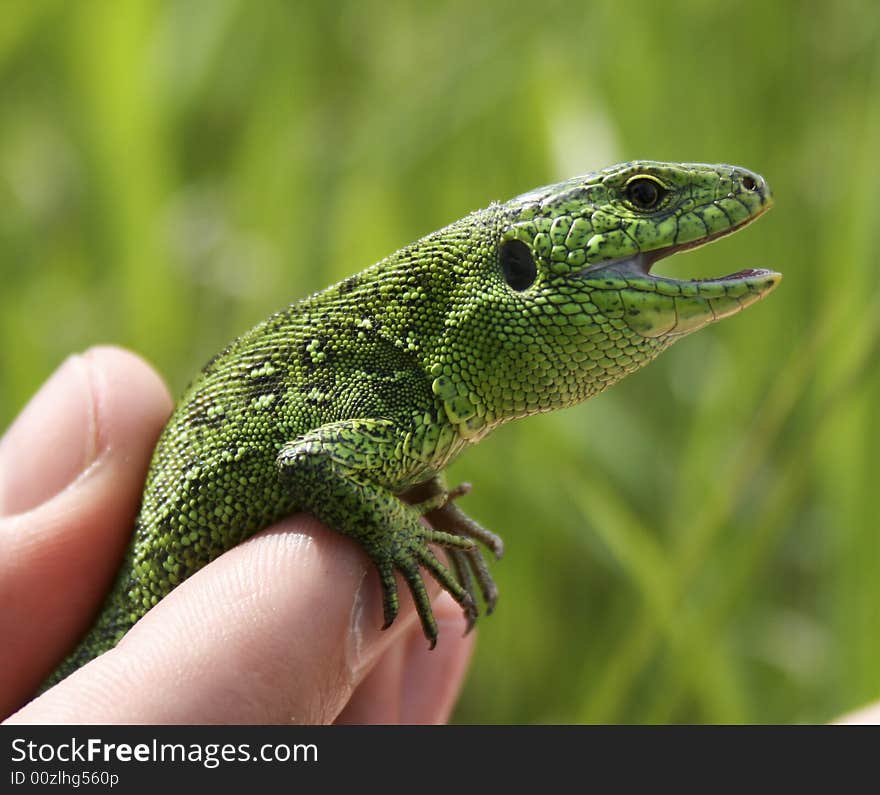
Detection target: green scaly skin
<box><xmin>43</xmin><ymin>161</ymin><xmax>779</xmax><ymax>688</ymax></box>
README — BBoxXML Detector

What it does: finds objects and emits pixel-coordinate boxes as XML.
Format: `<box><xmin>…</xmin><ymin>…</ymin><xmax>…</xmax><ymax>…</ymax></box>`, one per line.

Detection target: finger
<box><xmin>0</xmin><ymin>346</ymin><xmax>172</xmax><ymax>714</ymax></box>
<box><xmin>9</xmin><ymin>515</ymin><xmax>442</xmax><ymax>724</ymax></box>
<box><xmin>833</xmin><ymin>703</ymin><xmax>880</xmax><ymax>724</ymax></box>
<box><xmin>335</xmin><ymin>591</ymin><xmax>476</xmax><ymax>724</ymax></box>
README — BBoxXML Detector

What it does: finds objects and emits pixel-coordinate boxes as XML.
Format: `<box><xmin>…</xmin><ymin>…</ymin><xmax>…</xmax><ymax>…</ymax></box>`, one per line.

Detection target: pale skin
<box><xmin>0</xmin><ymin>346</ymin><xmax>474</xmax><ymax>724</ymax></box>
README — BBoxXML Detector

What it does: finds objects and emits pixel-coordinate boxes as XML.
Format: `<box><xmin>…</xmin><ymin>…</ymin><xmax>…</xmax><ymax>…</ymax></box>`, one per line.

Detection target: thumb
<box><xmin>0</xmin><ymin>346</ymin><xmax>171</xmax><ymax>714</ymax></box>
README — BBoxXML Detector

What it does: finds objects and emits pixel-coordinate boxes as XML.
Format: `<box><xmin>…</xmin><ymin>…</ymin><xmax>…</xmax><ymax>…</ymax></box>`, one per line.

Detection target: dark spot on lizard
<box><xmin>337</xmin><ymin>275</ymin><xmax>361</xmax><ymax>294</ymax></box>
<box><xmin>244</xmin><ymin>364</ymin><xmax>288</xmax><ymax>403</ymax></box>
<box><xmin>200</xmin><ymin>343</ymin><xmax>235</xmax><ymax>376</ymax></box>
<box><xmin>187</xmin><ymin>411</ymin><xmax>223</xmax><ymax>429</ymax></box>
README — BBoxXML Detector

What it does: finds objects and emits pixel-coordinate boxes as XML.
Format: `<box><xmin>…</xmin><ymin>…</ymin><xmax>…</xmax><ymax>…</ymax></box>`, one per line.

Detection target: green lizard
<box><xmin>42</xmin><ymin>160</ymin><xmax>779</xmax><ymax>688</ymax></box>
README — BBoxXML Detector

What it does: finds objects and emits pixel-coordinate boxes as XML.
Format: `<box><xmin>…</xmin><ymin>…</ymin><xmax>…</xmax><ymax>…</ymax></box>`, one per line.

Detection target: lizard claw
<box><xmin>391</xmin><ymin>477</ymin><xmax>503</xmax><ymax>641</ymax></box>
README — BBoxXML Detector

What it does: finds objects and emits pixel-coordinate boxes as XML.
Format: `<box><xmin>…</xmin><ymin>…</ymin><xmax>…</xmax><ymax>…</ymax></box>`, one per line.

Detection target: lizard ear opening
<box><xmin>499</xmin><ymin>239</ymin><xmax>537</xmax><ymax>291</ymax></box>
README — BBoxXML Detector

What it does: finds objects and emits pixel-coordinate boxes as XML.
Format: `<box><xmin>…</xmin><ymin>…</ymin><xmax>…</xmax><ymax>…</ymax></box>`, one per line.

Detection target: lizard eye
<box><xmin>625</xmin><ymin>177</ymin><xmax>666</xmax><ymax>211</ymax></box>
<box><xmin>499</xmin><ymin>239</ymin><xmax>537</xmax><ymax>291</ymax></box>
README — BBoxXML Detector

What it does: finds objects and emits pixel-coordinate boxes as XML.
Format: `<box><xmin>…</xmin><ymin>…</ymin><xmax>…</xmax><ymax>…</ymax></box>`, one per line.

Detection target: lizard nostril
<box><xmin>742</xmin><ymin>175</ymin><xmax>758</xmax><ymax>191</ymax></box>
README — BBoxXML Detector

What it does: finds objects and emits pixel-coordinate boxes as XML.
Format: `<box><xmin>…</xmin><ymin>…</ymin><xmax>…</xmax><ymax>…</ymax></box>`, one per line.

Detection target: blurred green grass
<box><xmin>1</xmin><ymin>0</ymin><xmax>878</xmax><ymax>723</ymax></box>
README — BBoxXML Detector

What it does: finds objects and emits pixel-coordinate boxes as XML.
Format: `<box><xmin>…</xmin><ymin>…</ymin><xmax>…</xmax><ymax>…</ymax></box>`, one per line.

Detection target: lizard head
<box><xmin>499</xmin><ymin>160</ymin><xmax>778</xmax><ymax>335</ymax></box>
<box><xmin>432</xmin><ymin>161</ymin><xmax>780</xmax><ymax>426</ymax></box>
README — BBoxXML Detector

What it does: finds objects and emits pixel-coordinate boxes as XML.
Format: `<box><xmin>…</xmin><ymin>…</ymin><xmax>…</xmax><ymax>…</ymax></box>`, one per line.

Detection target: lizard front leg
<box><xmin>277</xmin><ymin>419</ymin><xmax>495</xmax><ymax>646</ymax></box>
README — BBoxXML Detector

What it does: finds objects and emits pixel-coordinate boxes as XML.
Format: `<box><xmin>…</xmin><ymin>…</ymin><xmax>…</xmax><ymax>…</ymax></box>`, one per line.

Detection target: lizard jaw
<box><xmin>604</xmin><ymin>254</ymin><xmax>782</xmax><ymax>337</ymax></box>
<box><xmin>614</xmin><ymin>251</ymin><xmax>782</xmax><ymax>300</ymax></box>
<box><xmin>629</xmin><ymin>194</ymin><xmax>780</xmax><ymax>297</ymax></box>
<box><xmin>577</xmin><ymin>213</ymin><xmax>781</xmax><ymax>338</ymax></box>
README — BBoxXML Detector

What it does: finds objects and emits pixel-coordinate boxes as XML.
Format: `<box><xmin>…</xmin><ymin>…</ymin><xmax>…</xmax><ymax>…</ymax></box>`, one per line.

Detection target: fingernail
<box><xmin>348</xmin><ymin>567</ymin><xmax>416</xmax><ymax>682</ymax></box>
<box><xmin>0</xmin><ymin>354</ymin><xmax>98</xmax><ymax>516</ymax></box>
<box><xmin>347</xmin><ymin>569</ymin><xmax>379</xmax><ymax>681</ymax></box>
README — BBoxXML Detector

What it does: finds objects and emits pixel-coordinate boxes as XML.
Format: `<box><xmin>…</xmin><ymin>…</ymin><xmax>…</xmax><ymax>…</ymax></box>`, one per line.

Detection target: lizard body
<box><xmin>44</xmin><ymin>161</ymin><xmax>779</xmax><ymax>687</ymax></box>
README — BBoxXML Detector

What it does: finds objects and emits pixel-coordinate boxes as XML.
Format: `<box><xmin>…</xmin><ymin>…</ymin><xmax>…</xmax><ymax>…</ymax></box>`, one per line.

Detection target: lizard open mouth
<box><xmin>584</xmin><ymin>201</ymin><xmax>781</xmax><ymax>298</ymax></box>
<box><xmin>577</xmin><ymin>206</ymin><xmax>781</xmax><ymax>337</ymax></box>
<box><xmin>610</xmin><ymin>252</ymin><xmax>781</xmax><ymax>295</ymax></box>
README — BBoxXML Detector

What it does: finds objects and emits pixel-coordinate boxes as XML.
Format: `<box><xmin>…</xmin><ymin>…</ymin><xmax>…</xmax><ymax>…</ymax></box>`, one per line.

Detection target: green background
<box><xmin>1</xmin><ymin>0</ymin><xmax>878</xmax><ymax>723</ymax></box>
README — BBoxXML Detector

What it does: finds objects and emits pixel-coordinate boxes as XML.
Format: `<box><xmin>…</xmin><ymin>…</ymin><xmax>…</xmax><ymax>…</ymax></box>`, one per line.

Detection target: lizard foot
<box><xmin>400</xmin><ymin>478</ymin><xmax>503</xmax><ymax>635</ymax></box>
<box><xmin>375</xmin><ymin>525</ymin><xmax>478</xmax><ymax>648</ymax></box>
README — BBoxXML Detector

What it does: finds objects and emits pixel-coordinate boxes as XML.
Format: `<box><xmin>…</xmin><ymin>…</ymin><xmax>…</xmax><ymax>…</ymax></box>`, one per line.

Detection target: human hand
<box><xmin>834</xmin><ymin>703</ymin><xmax>880</xmax><ymax>724</ymax></box>
<box><xmin>0</xmin><ymin>347</ymin><xmax>474</xmax><ymax>724</ymax></box>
